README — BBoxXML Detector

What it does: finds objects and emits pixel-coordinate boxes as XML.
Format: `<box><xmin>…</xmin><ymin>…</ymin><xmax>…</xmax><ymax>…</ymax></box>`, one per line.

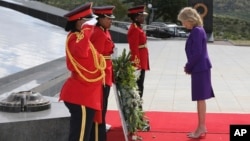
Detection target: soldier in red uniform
<box><xmin>90</xmin><ymin>6</ymin><xmax>115</xmax><ymax>141</ymax></box>
<box><xmin>59</xmin><ymin>3</ymin><xmax>106</xmax><ymax>141</ymax></box>
<box><xmin>127</xmin><ymin>5</ymin><xmax>150</xmax><ymax>109</ymax></box>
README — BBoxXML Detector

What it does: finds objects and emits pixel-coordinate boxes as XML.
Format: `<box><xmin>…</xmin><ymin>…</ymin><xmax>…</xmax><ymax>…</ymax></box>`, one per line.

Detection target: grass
<box><xmin>229</xmin><ymin>40</ymin><xmax>250</xmax><ymax>46</ymax></box>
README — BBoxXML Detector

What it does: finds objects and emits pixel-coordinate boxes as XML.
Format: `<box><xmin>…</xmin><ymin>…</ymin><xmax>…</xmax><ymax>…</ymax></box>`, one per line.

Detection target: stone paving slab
<box><xmin>108</xmin><ymin>40</ymin><xmax>250</xmax><ymax>113</ymax></box>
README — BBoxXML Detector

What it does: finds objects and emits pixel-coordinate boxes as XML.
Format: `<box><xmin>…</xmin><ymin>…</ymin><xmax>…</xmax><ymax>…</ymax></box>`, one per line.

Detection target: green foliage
<box><xmin>113</xmin><ymin>49</ymin><xmax>148</xmax><ymax>134</ymax></box>
<box><xmin>92</xmin><ymin>0</ymin><xmax>128</xmax><ymax>20</ymax></box>
<box><xmin>214</xmin><ymin>0</ymin><xmax>250</xmax><ymax>21</ymax></box>
<box><xmin>37</xmin><ymin>0</ymin><xmax>129</xmax><ymax>20</ymax></box>
<box><xmin>113</xmin><ymin>50</ymin><xmax>137</xmax><ymax>88</ymax></box>
<box><xmin>124</xmin><ymin>0</ymin><xmax>145</xmax><ymax>5</ymax></box>
<box><xmin>37</xmin><ymin>0</ymin><xmax>250</xmax><ymax>40</ymax></box>
<box><xmin>151</xmin><ymin>0</ymin><xmax>188</xmax><ymax>23</ymax></box>
<box><xmin>123</xmin><ymin>0</ymin><xmax>188</xmax><ymax>23</ymax></box>
<box><xmin>213</xmin><ymin>0</ymin><xmax>250</xmax><ymax>40</ymax></box>
<box><xmin>213</xmin><ymin>15</ymin><xmax>250</xmax><ymax>40</ymax></box>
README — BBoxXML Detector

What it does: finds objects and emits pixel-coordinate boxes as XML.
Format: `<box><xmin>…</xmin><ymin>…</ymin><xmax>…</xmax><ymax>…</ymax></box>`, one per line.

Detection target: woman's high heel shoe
<box><xmin>187</xmin><ymin>130</ymin><xmax>207</xmax><ymax>138</ymax></box>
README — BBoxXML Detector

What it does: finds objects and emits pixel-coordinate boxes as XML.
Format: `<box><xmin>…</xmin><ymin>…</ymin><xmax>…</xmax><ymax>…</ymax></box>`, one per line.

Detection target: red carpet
<box><xmin>106</xmin><ymin>110</ymin><xmax>250</xmax><ymax>141</ymax></box>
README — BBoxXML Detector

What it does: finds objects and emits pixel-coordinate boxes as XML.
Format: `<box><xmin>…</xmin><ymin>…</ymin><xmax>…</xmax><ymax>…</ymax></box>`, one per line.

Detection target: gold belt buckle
<box><xmin>139</xmin><ymin>44</ymin><xmax>147</xmax><ymax>48</ymax></box>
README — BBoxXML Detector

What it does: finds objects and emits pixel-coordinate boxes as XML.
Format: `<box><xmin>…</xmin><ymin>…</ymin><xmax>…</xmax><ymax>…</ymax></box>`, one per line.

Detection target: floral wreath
<box><xmin>113</xmin><ymin>49</ymin><xmax>149</xmax><ymax>140</ymax></box>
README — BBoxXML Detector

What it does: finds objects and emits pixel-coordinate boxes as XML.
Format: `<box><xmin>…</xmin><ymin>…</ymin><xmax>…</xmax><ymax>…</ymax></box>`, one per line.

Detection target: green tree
<box><xmin>151</xmin><ymin>0</ymin><xmax>187</xmax><ymax>23</ymax></box>
<box><xmin>39</xmin><ymin>0</ymin><xmax>187</xmax><ymax>23</ymax></box>
<box><xmin>124</xmin><ymin>0</ymin><xmax>147</xmax><ymax>5</ymax></box>
<box><xmin>91</xmin><ymin>0</ymin><xmax>128</xmax><ymax>20</ymax></box>
<box><xmin>123</xmin><ymin>0</ymin><xmax>187</xmax><ymax>23</ymax></box>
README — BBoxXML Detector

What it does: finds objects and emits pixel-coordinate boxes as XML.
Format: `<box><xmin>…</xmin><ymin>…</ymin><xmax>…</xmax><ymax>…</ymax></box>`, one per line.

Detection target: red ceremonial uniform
<box><xmin>127</xmin><ymin>23</ymin><xmax>150</xmax><ymax>70</ymax></box>
<box><xmin>89</xmin><ymin>6</ymin><xmax>116</xmax><ymax>141</ymax></box>
<box><xmin>90</xmin><ymin>26</ymin><xmax>114</xmax><ymax>86</ymax></box>
<box><xmin>60</xmin><ymin>3</ymin><xmax>108</xmax><ymax>141</ymax></box>
<box><xmin>59</xmin><ymin>24</ymin><xmax>105</xmax><ymax>123</ymax></box>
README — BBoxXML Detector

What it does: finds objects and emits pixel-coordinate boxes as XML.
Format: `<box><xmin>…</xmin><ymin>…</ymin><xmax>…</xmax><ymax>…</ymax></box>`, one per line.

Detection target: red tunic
<box><xmin>127</xmin><ymin>23</ymin><xmax>150</xmax><ymax>70</ymax></box>
<box><xmin>59</xmin><ymin>25</ymin><xmax>105</xmax><ymax>123</ymax></box>
<box><xmin>90</xmin><ymin>26</ymin><xmax>114</xmax><ymax>86</ymax></box>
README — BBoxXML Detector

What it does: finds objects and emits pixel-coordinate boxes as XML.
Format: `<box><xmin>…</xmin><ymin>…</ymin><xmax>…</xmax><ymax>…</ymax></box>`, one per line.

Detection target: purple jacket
<box><xmin>185</xmin><ymin>26</ymin><xmax>212</xmax><ymax>73</ymax></box>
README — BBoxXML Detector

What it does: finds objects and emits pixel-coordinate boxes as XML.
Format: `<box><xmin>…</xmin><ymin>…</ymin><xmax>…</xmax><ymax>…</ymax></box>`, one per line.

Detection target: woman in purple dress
<box><xmin>178</xmin><ymin>7</ymin><xmax>215</xmax><ymax>138</ymax></box>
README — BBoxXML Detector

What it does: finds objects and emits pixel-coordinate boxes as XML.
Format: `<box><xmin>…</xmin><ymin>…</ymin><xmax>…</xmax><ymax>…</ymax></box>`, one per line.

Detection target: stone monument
<box><xmin>188</xmin><ymin>0</ymin><xmax>214</xmax><ymax>42</ymax></box>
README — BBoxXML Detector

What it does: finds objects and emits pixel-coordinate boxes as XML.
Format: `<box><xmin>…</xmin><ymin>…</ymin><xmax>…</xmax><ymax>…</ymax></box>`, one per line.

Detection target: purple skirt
<box><xmin>191</xmin><ymin>69</ymin><xmax>214</xmax><ymax>101</ymax></box>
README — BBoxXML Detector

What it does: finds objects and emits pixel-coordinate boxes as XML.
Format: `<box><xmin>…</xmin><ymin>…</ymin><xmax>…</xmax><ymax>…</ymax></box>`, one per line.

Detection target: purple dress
<box><xmin>185</xmin><ymin>26</ymin><xmax>214</xmax><ymax>101</ymax></box>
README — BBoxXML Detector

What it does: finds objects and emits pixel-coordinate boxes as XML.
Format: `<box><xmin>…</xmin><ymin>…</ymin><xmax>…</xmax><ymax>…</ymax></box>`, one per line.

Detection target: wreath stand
<box><xmin>112</xmin><ymin>49</ymin><xmax>150</xmax><ymax>141</ymax></box>
<box><xmin>113</xmin><ymin>84</ymin><xmax>129</xmax><ymax>141</ymax></box>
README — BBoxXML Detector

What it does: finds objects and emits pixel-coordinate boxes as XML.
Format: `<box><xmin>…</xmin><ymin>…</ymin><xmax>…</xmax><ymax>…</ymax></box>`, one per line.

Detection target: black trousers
<box><xmin>137</xmin><ymin>70</ymin><xmax>145</xmax><ymax>98</ymax></box>
<box><xmin>65</xmin><ymin>102</ymin><xmax>98</xmax><ymax>141</ymax></box>
<box><xmin>137</xmin><ymin>70</ymin><xmax>145</xmax><ymax>110</ymax></box>
<box><xmin>90</xmin><ymin>85</ymin><xmax>110</xmax><ymax>141</ymax></box>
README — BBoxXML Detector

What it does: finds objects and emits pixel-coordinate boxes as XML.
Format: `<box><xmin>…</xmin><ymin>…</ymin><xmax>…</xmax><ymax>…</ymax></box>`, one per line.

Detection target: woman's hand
<box><xmin>184</xmin><ymin>66</ymin><xmax>191</xmax><ymax>75</ymax></box>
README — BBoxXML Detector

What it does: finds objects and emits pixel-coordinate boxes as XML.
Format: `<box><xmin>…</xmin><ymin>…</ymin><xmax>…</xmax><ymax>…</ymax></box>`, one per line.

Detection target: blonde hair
<box><xmin>177</xmin><ymin>7</ymin><xmax>203</xmax><ymax>26</ymax></box>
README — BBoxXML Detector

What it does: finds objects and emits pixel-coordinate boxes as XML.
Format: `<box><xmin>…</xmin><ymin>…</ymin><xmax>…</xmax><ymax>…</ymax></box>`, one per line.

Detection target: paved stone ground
<box><xmin>108</xmin><ymin>39</ymin><xmax>250</xmax><ymax>114</ymax></box>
